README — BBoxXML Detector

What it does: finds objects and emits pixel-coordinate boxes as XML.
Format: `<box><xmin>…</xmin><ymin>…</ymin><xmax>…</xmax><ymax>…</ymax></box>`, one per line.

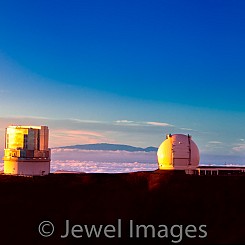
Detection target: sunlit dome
<box><xmin>157</xmin><ymin>134</ymin><xmax>200</xmax><ymax>170</ymax></box>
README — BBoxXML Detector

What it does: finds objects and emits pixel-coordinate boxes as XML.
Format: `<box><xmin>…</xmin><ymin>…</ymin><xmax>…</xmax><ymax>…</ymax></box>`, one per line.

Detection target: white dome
<box><xmin>157</xmin><ymin>134</ymin><xmax>200</xmax><ymax>170</ymax></box>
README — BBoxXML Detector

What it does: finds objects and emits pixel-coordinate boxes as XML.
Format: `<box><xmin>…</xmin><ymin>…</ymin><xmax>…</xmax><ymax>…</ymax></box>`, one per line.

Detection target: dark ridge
<box><xmin>0</xmin><ymin>171</ymin><xmax>244</xmax><ymax>245</ymax></box>
<box><xmin>53</xmin><ymin>143</ymin><xmax>158</xmax><ymax>152</ymax></box>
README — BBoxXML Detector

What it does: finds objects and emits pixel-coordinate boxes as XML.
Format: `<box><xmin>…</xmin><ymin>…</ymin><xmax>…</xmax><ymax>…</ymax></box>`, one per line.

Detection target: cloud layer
<box><xmin>0</xmin><ymin>116</ymin><xmax>178</xmax><ymax>149</ymax></box>
<box><xmin>1</xmin><ymin>147</ymin><xmax>245</xmax><ymax>174</ymax></box>
<box><xmin>0</xmin><ymin>116</ymin><xmax>244</xmax><ymax>158</ymax></box>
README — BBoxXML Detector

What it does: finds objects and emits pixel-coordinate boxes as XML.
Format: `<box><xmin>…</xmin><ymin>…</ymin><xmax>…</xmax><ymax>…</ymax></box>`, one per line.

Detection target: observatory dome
<box><xmin>157</xmin><ymin>134</ymin><xmax>200</xmax><ymax>170</ymax></box>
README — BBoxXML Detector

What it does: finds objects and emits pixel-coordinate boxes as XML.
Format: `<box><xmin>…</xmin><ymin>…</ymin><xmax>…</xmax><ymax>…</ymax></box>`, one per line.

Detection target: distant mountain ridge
<box><xmin>54</xmin><ymin>143</ymin><xmax>158</xmax><ymax>152</ymax></box>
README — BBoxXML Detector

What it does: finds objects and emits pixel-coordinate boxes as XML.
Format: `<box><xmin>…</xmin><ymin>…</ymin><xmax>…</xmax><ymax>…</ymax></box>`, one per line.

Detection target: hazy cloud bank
<box><xmin>0</xmin><ymin>148</ymin><xmax>245</xmax><ymax>174</ymax></box>
<box><xmin>52</xmin><ymin>148</ymin><xmax>157</xmax><ymax>164</ymax></box>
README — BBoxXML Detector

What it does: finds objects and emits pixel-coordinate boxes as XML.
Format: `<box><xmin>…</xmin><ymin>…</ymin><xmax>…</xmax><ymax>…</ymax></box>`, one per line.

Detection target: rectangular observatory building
<box><xmin>3</xmin><ymin>126</ymin><xmax>51</xmax><ymax>176</ymax></box>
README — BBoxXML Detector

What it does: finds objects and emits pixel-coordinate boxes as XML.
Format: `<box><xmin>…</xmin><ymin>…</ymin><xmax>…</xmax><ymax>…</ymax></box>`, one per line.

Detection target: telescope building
<box><xmin>3</xmin><ymin>125</ymin><xmax>50</xmax><ymax>176</ymax></box>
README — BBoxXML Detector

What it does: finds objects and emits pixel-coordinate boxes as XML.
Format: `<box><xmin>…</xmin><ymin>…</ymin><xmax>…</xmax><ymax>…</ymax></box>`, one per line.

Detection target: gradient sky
<box><xmin>0</xmin><ymin>0</ymin><xmax>245</xmax><ymax>161</ymax></box>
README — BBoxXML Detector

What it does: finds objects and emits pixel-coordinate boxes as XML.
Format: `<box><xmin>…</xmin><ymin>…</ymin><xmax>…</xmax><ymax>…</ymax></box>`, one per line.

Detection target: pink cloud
<box><xmin>147</xmin><ymin>121</ymin><xmax>173</xmax><ymax>127</ymax></box>
<box><xmin>50</xmin><ymin>129</ymin><xmax>109</xmax><ymax>147</ymax></box>
<box><xmin>232</xmin><ymin>144</ymin><xmax>245</xmax><ymax>153</ymax></box>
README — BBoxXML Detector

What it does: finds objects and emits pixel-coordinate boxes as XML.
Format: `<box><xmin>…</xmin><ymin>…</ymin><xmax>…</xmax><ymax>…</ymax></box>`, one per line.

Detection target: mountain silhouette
<box><xmin>54</xmin><ymin>143</ymin><xmax>158</xmax><ymax>152</ymax></box>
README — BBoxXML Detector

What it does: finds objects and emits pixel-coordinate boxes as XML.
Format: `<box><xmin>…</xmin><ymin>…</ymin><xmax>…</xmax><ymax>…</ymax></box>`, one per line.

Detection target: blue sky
<box><xmin>0</xmin><ymin>0</ymin><xmax>245</xmax><ymax>161</ymax></box>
